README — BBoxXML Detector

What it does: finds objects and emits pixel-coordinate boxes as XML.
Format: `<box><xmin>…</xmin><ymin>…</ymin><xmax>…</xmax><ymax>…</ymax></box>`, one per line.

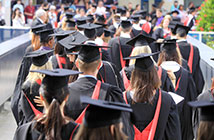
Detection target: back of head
<box><xmin>129</xmin><ymin>45</ymin><xmax>152</xmax><ymax>65</ymax></box>
<box><xmin>35</xmin><ymin>9</ymin><xmax>46</xmax><ymax>19</ymax></box>
<box><xmin>130</xmin><ymin>65</ymin><xmax>161</xmax><ymax>103</ymax></box>
<box><xmin>78</xmin><ymin>58</ymin><xmax>101</xmax><ymax>74</ymax></box>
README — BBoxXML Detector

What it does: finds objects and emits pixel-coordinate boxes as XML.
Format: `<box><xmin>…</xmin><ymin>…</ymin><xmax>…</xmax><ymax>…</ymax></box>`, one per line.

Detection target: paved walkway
<box><xmin>0</xmin><ymin>101</ymin><xmax>17</xmax><ymax>140</ymax></box>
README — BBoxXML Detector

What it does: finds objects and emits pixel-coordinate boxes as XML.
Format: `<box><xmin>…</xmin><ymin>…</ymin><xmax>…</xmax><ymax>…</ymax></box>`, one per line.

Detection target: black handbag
<box><xmin>0</xmin><ymin>19</ymin><xmax>5</xmax><ymax>26</ymax></box>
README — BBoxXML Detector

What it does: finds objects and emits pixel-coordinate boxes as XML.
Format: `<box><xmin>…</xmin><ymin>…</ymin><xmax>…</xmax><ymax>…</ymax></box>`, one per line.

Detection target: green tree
<box><xmin>196</xmin><ymin>0</ymin><xmax>214</xmax><ymax>31</ymax></box>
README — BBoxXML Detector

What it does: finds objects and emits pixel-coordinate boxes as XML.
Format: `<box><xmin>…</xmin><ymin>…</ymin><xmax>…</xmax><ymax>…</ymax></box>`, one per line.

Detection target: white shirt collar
<box><xmin>78</xmin><ymin>74</ymin><xmax>97</xmax><ymax>80</ymax></box>
<box><xmin>133</xmin><ymin>24</ymin><xmax>142</xmax><ymax>31</ymax></box>
<box><xmin>120</xmin><ymin>32</ymin><xmax>131</xmax><ymax>38</ymax></box>
<box><xmin>95</xmin><ymin>38</ymin><xmax>104</xmax><ymax>46</ymax></box>
<box><xmin>160</xmin><ymin>61</ymin><xmax>181</xmax><ymax>72</ymax></box>
<box><xmin>176</xmin><ymin>39</ymin><xmax>187</xmax><ymax>42</ymax></box>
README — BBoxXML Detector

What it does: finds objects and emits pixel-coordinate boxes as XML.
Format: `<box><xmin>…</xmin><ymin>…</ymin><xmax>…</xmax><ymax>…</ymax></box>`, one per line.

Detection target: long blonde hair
<box><xmin>26</xmin><ymin>60</ymin><xmax>53</xmax><ymax>82</ymax></box>
<box><xmin>129</xmin><ymin>45</ymin><xmax>155</xmax><ymax>65</ymax></box>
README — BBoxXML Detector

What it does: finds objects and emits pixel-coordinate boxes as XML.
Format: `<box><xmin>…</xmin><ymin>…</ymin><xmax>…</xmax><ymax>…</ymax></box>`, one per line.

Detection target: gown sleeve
<box><xmin>163</xmin><ymin>97</ymin><xmax>181</xmax><ymax>140</ymax></box>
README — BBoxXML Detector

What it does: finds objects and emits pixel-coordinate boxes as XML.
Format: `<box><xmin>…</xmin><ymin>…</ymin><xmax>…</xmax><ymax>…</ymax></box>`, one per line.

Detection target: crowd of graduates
<box><xmin>9</xmin><ymin>1</ymin><xmax>214</xmax><ymax>140</ymax></box>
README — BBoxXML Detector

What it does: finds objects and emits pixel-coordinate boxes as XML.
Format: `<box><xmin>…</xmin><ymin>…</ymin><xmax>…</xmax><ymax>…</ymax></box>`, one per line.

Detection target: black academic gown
<box><xmin>174</xmin><ymin>67</ymin><xmax>197</xmax><ymax>140</ymax></box>
<box><xmin>13</xmin><ymin>121</ymin><xmax>78</xmax><ymax>140</ymax></box>
<box><xmin>18</xmin><ymin>81</ymin><xmax>43</xmax><ymax>126</ymax></box>
<box><xmin>125</xmin><ymin>89</ymin><xmax>181</xmax><ymax>140</ymax></box>
<box><xmin>122</xmin><ymin>65</ymin><xmax>175</xmax><ymax>92</ymax></box>
<box><xmin>64</xmin><ymin>77</ymin><xmax>133</xmax><ymax>139</ymax></box>
<box><xmin>97</xmin><ymin>61</ymin><xmax>125</xmax><ymax>91</ymax></box>
<box><xmin>108</xmin><ymin>37</ymin><xmax>133</xmax><ymax>71</ymax></box>
<box><xmin>11</xmin><ymin>46</ymin><xmax>33</xmax><ymax>124</ymax></box>
<box><xmin>108</xmin><ymin>25</ymin><xmax>116</xmax><ymax>37</ymax></box>
<box><xmin>130</xmin><ymin>28</ymin><xmax>142</xmax><ymax>38</ymax></box>
<box><xmin>177</xmin><ymin>41</ymin><xmax>204</xmax><ymax>95</ymax></box>
<box><xmin>51</xmin><ymin>54</ymin><xmax>73</xmax><ymax>69</ymax></box>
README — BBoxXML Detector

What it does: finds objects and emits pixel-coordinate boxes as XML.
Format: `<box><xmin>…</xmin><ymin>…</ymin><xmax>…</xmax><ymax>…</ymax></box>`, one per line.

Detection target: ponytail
<box><xmin>35</xmin><ymin>99</ymin><xmax>65</xmax><ymax>140</ymax></box>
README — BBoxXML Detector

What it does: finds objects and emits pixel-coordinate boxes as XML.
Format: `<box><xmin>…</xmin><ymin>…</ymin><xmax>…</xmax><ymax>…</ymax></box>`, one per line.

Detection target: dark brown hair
<box><xmin>130</xmin><ymin>66</ymin><xmax>161</xmax><ymax>103</ymax></box>
<box><xmin>197</xmin><ymin>121</ymin><xmax>214</xmax><ymax>140</ymax></box>
<box><xmin>157</xmin><ymin>47</ymin><xmax>182</xmax><ymax>66</ymax></box>
<box><xmin>34</xmin><ymin>85</ymin><xmax>69</xmax><ymax>140</ymax></box>
<box><xmin>74</xmin><ymin>123</ymin><xmax>128</xmax><ymax>140</ymax></box>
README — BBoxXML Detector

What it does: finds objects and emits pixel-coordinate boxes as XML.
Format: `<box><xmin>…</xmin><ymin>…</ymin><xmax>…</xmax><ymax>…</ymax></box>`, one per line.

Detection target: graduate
<box><xmin>14</xmin><ymin>69</ymin><xmax>82</xmax><ymax>140</ymax></box>
<box><xmin>50</xmin><ymin>30</ymin><xmax>75</xmax><ymax>69</ymax></box>
<box><xmin>36</xmin><ymin>28</ymin><xmax>55</xmax><ymax>51</ymax></box>
<box><xmin>123</xmin><ymin>52</ymin><xmax>181</xmax><ymax>140</ymax></box>
<box><xmin>188</xmin><ymin>100</ymin><xmax>214</xmax><ymax>140</ymax></box>
<box><xmin>108</xmin><ymin>19</ymin><xmax>133</xmax><ymax>71</ymax></box>
<box><xmin>130</xmin><ymin>14</ymin><xmax>143</xmax><ymax>38</ymax></box>
<box><xmin>121</xmin><ymin>33</ymin><xmax>175</xmax><ymax>92</ymax></box>
<box><xmin>74</xmin><ymin>96</ymin><xmax>132</xmax><ymax>140</ymax></box>
<box><xmin>78</xmin><ymin>23</ymin><xmax>110</xmax><ymax>62</ymax></box>
<box><xmin>175</xmin><ymin>24</ymin><xmax>205</xmax><ymax>95</ymax></box>
<box><xmin>64</xmin><ymin>43</ymin><xmax>133</xmax><ymax>138</ymax></box>
<box><xmin>18</xmin><ymin>50</ymin><xmax>53</xmax><ymax>126</ymax></box>
<box><xmin>108</xmin><ymin>14</ymin><xmax>120</xmax><ymax>36</ymax></box>
<box><xmin>76</xmin><ymin>17</ymin><xmax>90</xmax><ymax>35</ymax></box>
<box><xmin>11</xmin><ymin>24</ymin><xmax>49</xmax><ymax>124</ymax></box>
<box><xmin>157</xmin><ymin>41</ymin><xmax>197</xmax><ymax>140</ymax></box>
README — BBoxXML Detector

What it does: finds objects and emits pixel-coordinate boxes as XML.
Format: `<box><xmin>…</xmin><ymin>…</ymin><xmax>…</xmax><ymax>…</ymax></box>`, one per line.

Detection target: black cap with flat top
<box><xmin>104</xmin><ymin>28</ymin><xmax>113</xmax><ymax>37</ymax></box>
<box><xmin>58</xmin><ymin>31</ymin><xmax>88</xmax><ymax>54</ymax></box>
<box><xmin>25</xmin><ymin>49</ymin><xmax>53</xmax><ymax>67</ymax></box>
<box><xmin>120</xmin><ymin>19</ymin><xmax>132</xmax><ymax>29</ymax></box>
<box><xmin>156</xmin><ymin>39</ymin><xmax>177</xmax><ymax>53</ymax></box>
<box><xmin>188</xmin><ymin>100</ymin><xmax>214</xmax><ymax>121</ymax></box>
<box><xmin>31</xmin><ymin>24</ymin><xmax>47</xmax><ymax>35</ymax></box>
<box><xmin>76</xmin><ymin>17</ymin><xmax>91</xmax><ymax>25</ymax></box>
<box><xmin>174</xmin><ymin>24</ymin><xmax>191</xmax><ymax>35</ymax></box>
<box><xmin>96</xmin><ymin>14</ymin><xmax>106</xmax><ymax>24</ymax></box>
<box><xmin>126</xmin><ymin>33</ymin><xmax>155</xmax><ymax>46</ymax></box>
<box><xmin>75</xmin><ymin>43</ymin><xmax>109</xmax><ymax>63</ymax></box>
<box><xmin>49</xmin><ymin>30</ymin><xmax>75</xmax><ymax>41</ymax></box>
<box><xmin>78</xmin><ymin>23</ymin><xmax>102</xmax><ymax>39</ymax></box>
<box><xmin>31</xmin><ymin>69</ymin><xmax>82</xmax><ymax>92</ymax></box>
<box><xmin>65</xmin><ymin>19</ymin><xmax>76</xmax><ymax>28</ymax></box>
<box><xmin>36</xmin><ymin>28</ymin><xmax>55</xmax><ymax>43</ymax></box>
<box><xmin>65</xmin><ymin>12</ymin><xmax>75</xmax><ymax>19</ymax></box>
<box><xmin>130</xmin><ymin>14</ymin><xmax>141</xmax><ymax>22</ymax></box>
<box><xmin>80</xmin><ymin>96</ymin><xmax>132</xmax><ymax>128</ymax></box>
<box><xmin>124</xmin><ymin>52</ymin><xmax>160</xmax><ymax>72</ymax></box>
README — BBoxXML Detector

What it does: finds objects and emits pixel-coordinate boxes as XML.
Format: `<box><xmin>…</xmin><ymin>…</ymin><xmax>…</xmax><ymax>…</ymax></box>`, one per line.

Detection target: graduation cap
<box><xmin>152</xmin><ymin>4</ymin><xmax>157</xmax><ymax>8</ymax></box>
<box><xmin>64</xmin><ymin>6</ymin><xmax>70</xmax><ymax>11</ymax></box>
<box><xmin>188</xmin><ymin>100</ymin><xmax>214</xmax><ymax>121</ymax></box>
<box><xmin>171</xmin><ymin>9</ymin><xmax>179</xmax><ymax>15</ymax></box>
<box><xmin>189</xmin><ymin>7</ymin><xmax>196</xmax><ymax>13</ymax></box>
<box><xmin>168</xmin><ymin>21</ymin><xmax>181</xmax><ymax>34</ymax></box>
<box><xmin>80</xmin><ymin>96</ymin><xmax>132</xmax><ymax>128</ymax></box>
<box><xmin>120</xmin><ymin>19</ymin><xmax>132</xmax><ymax>29</ymax></box>
<box><xmin>126</xmin><ymin>33</ymin><xmax>155</xmax><ymax>46</ymax></box>
<box><xmin>65</xmin><ymin>12</ymin><xmax>75</xmax><ymax>19</ymax></box>
<box><xmin>160</xmin><ymin>39</ymin><xmax>177</xmax><ymax>53</ymax></box>
<box><xmin>124</xmin><ymin>52</ymin><xmax>160</xmax><ymax>72</ymax></box>
<box><xmin>49</xmin><ymin>30</ymin><xmax>75</xmax><ymax>41</ymax></box>
<box><xmin>96</xmin><ymin>14</ymin><xmax>106</xmax><ymax>24</ymax></box>
<box><xmin>92</xmin><ymin>3</ymin><xmax>97</xmax><ymax>8</ymax></box>
<box><xmin>25</xmin><ymin>49</ymin><xmax>53</xmax><ymax>67</ymax></box>
<box><xmin>134</xmin><ymin>10</ymin><xmax>147</xmax><ymax>19</ymax></box>
<box><xmin>76</xmin><ymin>43</ymin><xmax>109</xmax><ymax>63</ymax></box>
<box><xmin>58</xmin><ymin>31</ymin><xmax>88</xmax><ymax>54</ymax></box>
<box><xmin>78</xmin><ymin>23</ymin><xmax>102</xmax><ymax>39</ymax></box>
<box><xmin>130</xmin><ymin>14</ymin><xmax>141</xmax><ymax>22</ymax></box>
<box><xmin>31</xmin><ymin>24</ymin><xmax>46</xmax><ymax>35</ymax></box>
<box><xmin>105</xmin><ymin>5</ymin><xmax>112</xmax><ymax>10</ymax></box>
<box><xmin>117</xmin><ymin>6</ymin><xmax>126</xmax><ymax>15</ymax></box>
<box><xmin>31</xmin><ymin>69</ymin><xmax>82</xmax><ymax>92</ymax></box>
<box><xmin>174</xmin><ymin>24</ymin><xmax>191</xmax><ymax>35</ymax></box>
<box><xmin>87</xmin><ymin>14</ymin><xmax>95</xmax><ymax>23</ymax></box>
<box><xmin>36</xmin><ymin>28</ymin><xmax>55</xmax><ymax>43</ymax></box>
<box><xmin>104</xmin><ymin>29</ymin><xmax>113</xmax><ymax>37</ymax></box>
<box><xmin>76</xmin><ymin>17</ymin><xmax>90</xmax><ymax>26</ymax></box>
<box><xmin>65</xmin><ymin>19</ymin><xmax>76</xmax><ymax>28</ymax></box>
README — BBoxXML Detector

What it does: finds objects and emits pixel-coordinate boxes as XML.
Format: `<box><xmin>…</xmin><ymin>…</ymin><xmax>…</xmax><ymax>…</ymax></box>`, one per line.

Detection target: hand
<box><xmin>34</xmin><ymin>96</ymin><xmax>44</xmax><ymax>107</ymax></box>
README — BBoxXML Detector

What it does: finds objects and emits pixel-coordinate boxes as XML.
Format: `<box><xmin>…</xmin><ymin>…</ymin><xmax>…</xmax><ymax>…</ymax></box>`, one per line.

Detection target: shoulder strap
<box><xmin>75</xmin><ymin>80</ymin><xmax>101</xmax><ymax>124</ymax></box>
<box><xmin>117</xmin><ymin>38</ymin><xmax>126</xmax><ymax>69</ymax></box>
<box><xmin>23</xmin><ymin>93</ymin><xmax>42</xmax><ymax>117</ymax></box>
<box><xmin>157</xmin><ymin>66</ymin><xmax>162</xmax><ymax>80</ymax></box>
<box><xmin>56</xmin><ymin>54</ymin><xmax>63</xmax><ymax>69</ymax></box>
<box><xmin>122</xmin><ymin>68</ymin><xmax>130</xmax><ymax>90</ymax></box>
<box><xmin>69</xmin><ymin>124</ymin><xmax>79</xmax><ymax>140</ymax></box>
<box><xmin>123</xmin><ymin>92</ymin><xmax>128</xmax><ymax>104</ymax></box>
<box><xmin>188</xmin><ymin>44</ymin><xmax>194</xmax><ymax>73</ymax></box>
<box><xmin>105</xmin><ymin>61</ymin><xmax>120</xmax><ymax>87</ymax></box>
